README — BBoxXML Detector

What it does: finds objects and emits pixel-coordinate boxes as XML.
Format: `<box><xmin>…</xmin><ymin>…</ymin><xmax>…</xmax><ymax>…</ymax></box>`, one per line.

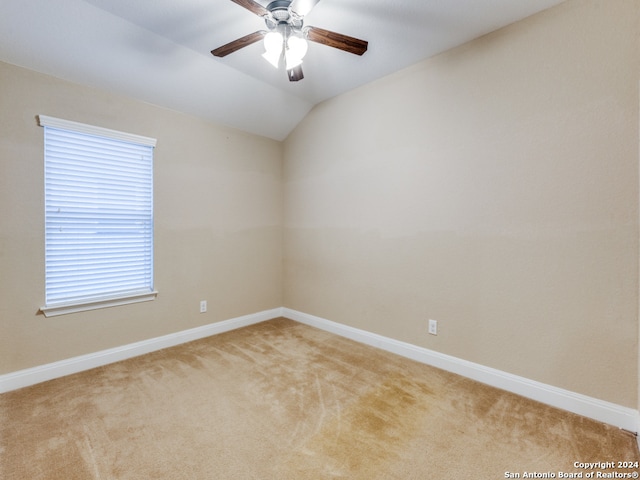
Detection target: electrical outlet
<box><xmin>200</xmin><ymin>300</ymin><xmax>207</xmax><ymax>313</ymax></box>
<box><xmin>428</xmin><ymin>319</ymin><xmax>437</xmax><ymax>335</ymax></box>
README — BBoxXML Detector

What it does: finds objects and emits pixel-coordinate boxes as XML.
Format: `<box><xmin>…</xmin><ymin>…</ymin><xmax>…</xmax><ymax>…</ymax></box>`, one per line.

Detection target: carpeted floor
<box><xmin>1</xmin><ymin>318</ymin><xmax>638</xmax><ymax>479</ymax></box>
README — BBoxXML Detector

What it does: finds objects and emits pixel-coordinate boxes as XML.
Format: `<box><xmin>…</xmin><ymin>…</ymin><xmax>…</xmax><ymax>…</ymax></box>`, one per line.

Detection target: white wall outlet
<box><xmin>428</xmin><ymin>319</ymin><xmax>438</xmax><ymax>335</ymax></box>
<box><xmin>200</xmin><ymin>300</ymin><xmax>207</xmax><ymax>313</ymax></box>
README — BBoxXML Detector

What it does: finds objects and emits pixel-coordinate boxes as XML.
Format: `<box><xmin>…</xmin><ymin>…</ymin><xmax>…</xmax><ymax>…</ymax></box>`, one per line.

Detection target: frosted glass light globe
<box><xmin>264</xmin><ymin>31</ymin><xmax>284</xmax><ymax>54</ymax></box>
<box><xmin>262</xmin><ymin>31</ymin><xmax>284</xmax><ymax>68</ymax></box>
<box><xmin>287</xmin><ymin>35</ymin><xmax>308</xmax><ymax>59</ymax></box>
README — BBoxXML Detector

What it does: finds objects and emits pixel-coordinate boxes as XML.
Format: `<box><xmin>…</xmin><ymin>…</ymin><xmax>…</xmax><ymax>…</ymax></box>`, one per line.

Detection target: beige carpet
<box><xmin>1</xmin><ymin>318</ymin><xmax>638</xmax><ymax>479</ymax></box>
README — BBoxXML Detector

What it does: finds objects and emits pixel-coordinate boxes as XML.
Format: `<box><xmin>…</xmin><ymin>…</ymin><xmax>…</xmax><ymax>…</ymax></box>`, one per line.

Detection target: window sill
<box><xmin>40</xmin><ymin>291</ymin><xmax>158</xmax><ymax>318</ymax></box>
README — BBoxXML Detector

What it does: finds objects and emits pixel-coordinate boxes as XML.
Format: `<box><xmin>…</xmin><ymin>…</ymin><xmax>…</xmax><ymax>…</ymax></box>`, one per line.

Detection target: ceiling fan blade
<box><xmin>289</xmin><ymin>0</ymin><xmax>321</xmax><ymax>16</ymax></box>
<box><xmin>230</xmin><ymin>0</ymin><xmax>270</xmax><ymax>17</ymax></box>
<box><xmin>287</xmin><ymin>65</ymin><xmax>304</xmax><ymax>82</ymax></box>
<box><xmin>211</xmin><ymin>31</ymin><xmax>266</xmax><ymax>57</ymax></box>
<box><xmin>305</xmin><ymin>26</ymin><xmax>368</xmax><ymax>56</ymax></box>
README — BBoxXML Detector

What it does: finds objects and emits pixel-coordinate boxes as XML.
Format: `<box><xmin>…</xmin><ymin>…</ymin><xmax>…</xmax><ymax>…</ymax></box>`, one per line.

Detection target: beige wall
<box><xmin>0</xmin><ymin>61</ymin><xmax>283</xmax><ymax>373</ymax></box>
<box><xmin>1</xmin><ymin>0</ymin><xmax>638</xmax><ymax>411</ymax></box>
<box><xmin>283</xmin><ymin>0</ymin><xmax>640</xmax><ymax>407</ymax></box>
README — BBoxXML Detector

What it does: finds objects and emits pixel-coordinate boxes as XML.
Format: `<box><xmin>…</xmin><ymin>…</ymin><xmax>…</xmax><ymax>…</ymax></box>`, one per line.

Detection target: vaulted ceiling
<box><xmin>0</xmin><ymin>0</ymin><xmax>564</xmax><ymax>140</ymax></box>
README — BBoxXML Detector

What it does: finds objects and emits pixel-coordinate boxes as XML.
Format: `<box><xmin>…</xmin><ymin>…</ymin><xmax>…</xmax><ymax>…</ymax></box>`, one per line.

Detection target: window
<box><xmin>38</xmin><ymin>115</ymin><xmax>157</xmax><ymax>317</ymax></box>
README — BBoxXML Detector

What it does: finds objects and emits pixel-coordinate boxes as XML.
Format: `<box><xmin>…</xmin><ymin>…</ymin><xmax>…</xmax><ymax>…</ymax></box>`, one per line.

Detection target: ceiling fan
<box><xmin>211</xmin><ymin>0</ymin><xmax>368</xmax><ymax>82</ymax></box>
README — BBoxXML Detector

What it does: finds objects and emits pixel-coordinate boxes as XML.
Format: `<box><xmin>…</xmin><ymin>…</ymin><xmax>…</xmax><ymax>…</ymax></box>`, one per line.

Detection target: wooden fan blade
<box><xmin>211</xmin><ymin>31</ymin><xmax>266</xmax><ymax>57</ymax></box>
<box><xmin>290</xmin><ymin>0</ymin><xmax>321</xmax><ymax>16</ymax></box>
<box><xmin>230</xmin><ymin>0</ymin><xmax>270</xmax><ymax>17</ymax></box>
<box><xmin>306</xmin><ymin>26</ymin><xmax>368</xmax><ymax>56</ymax></box>
<box><xmin>288</xmin><ymin>65</ymin><xmax>304</xmax><ymax>82</ymax></box>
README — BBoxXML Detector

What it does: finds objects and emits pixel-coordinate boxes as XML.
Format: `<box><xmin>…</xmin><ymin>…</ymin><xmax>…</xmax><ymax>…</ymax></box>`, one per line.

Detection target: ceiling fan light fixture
<box><xmin>287</xmin><ymin>35</ymin><xmax>308</xmax><ymax>59</ymax></box>
<box><xmin>262</xmin><ymin>31</ymin><xmax>284</xmax><ymax>67</ymax></box>
<box><xmin>284</xmin><ymin>52</ymin><xmax>303</xmax><ymax>69</ymax></box>
<box><xmin>262</xmin><ymin>49</ymin><xmax>281</xmax><ymax>68</ymax></box>
<box><xmin>285</xmin><ymin>34</ymin><xmax>307</xmax><ymax>69</ymax></box>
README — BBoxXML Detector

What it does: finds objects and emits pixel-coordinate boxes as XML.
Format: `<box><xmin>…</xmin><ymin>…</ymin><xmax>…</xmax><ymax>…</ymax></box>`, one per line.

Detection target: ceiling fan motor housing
<box><xmin>266</xmin><ymin>0</ymin><xmax>303</xmax><ymax>29</ymax></box>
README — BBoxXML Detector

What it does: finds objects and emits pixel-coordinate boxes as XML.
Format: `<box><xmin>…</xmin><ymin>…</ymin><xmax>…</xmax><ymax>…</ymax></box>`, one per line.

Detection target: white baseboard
<box><xmin>2</xmin><ymin>306</ymin><xmax>637</xmax><ymax>434</ymax></box>
<box><xmin>283</xmin><ymin>308</ymin><xmax>639</xmax><ymax>433</ymax></box>
<box><xmin>0</xmin><ymin>308</ymin><xmax>282</xmax><ymax>394</ymax></box>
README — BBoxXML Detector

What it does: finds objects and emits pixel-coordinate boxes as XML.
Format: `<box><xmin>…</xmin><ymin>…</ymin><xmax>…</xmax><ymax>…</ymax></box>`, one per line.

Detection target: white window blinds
<box><xmin>39</xmin><ymin>115</ymin><xmax>157</xmax><ymax>316</ymax></box>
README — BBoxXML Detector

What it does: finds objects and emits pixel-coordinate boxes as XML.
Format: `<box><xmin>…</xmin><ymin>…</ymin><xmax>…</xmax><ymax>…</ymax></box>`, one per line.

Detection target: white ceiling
<box><xmin>0</xmin><ymin>0</ymin><xmax>564</xmax><ymax>140</ymax></box>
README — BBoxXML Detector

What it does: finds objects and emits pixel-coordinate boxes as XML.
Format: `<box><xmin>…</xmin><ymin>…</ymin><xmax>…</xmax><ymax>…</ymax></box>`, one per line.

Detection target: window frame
<box><xmin>38</xmin><ymin>115</ymin><xmax>158</xmax><ymax>317</ymax></box>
